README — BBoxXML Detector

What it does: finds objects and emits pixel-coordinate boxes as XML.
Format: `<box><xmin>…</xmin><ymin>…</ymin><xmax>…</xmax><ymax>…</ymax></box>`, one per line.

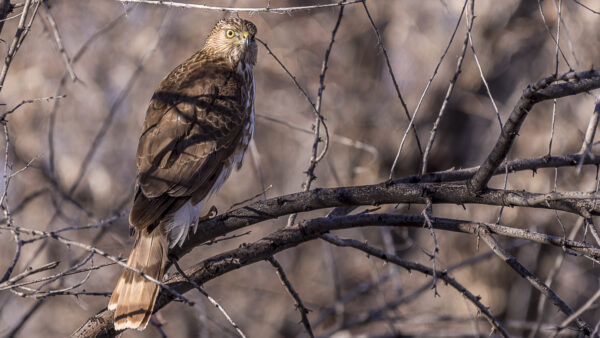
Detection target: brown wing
<box><xmin>130</xmin><ymin>57</ymin><xmax>247</xmax><ymax>231</ymax></box>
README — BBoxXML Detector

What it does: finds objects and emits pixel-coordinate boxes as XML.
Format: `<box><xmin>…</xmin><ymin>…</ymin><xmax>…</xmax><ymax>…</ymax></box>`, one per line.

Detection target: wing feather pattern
<box><xmin>130</xmin><ymin>58</ymin><xmax>247</xmax><ymax>231</ymax></box>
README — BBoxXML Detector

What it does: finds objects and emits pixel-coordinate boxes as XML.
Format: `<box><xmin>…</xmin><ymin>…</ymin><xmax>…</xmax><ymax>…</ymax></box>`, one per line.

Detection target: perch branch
<box><xmin>468</xmin><ymin>70</ymin><xmax>600</xmax><ymax>192</ymax></box>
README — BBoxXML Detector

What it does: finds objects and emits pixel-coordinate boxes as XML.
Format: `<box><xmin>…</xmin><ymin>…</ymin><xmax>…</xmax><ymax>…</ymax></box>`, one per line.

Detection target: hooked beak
<box><xmin>241</xmin><ymin>31</ymin><xmax>250</xmax><ymax>47</ymax></box>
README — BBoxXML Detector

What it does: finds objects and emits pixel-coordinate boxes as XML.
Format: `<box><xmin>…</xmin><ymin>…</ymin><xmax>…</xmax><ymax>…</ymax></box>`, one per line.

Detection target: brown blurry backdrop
<box><xmin>0</xmin><ymin>0</ymin><xmax>600</xmax><ymax>337</ymax></box>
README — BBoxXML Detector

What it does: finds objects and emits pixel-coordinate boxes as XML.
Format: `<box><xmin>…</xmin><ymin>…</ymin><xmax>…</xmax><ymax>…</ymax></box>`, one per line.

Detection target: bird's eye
<box><xmin>226</xmin><ymin>29</ymin><xmax>235</xmax><ymax>38</ymax></box>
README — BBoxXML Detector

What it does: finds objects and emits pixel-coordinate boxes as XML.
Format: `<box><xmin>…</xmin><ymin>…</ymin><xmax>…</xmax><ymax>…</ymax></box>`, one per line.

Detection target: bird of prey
<box><xmin>108</xmin><ymin>18</ymin><xmax>257</xmax><ymax>331</ymax></box>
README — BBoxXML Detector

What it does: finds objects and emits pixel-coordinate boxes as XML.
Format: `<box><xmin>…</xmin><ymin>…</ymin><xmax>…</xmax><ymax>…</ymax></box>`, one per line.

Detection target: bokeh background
<box><xmin>0</xmin><ymin>0</ymin><xmax>600</xmax><ymax>336</ymax></box>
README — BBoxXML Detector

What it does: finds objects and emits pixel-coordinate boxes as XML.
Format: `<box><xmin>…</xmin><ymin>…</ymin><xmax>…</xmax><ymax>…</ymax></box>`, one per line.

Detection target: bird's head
<box><xmin>203</xmin><ymin>18</ymin><xmax>258</xmax><ymax>68</ymax></box>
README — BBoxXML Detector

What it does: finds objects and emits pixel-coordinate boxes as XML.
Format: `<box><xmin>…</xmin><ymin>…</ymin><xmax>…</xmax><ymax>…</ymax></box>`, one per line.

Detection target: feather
<box><xmin>165</xmin><ymin>200</ymin><xmax>203</xmax><ymax>248</ymax></box>
<box><xmin>110</xmin><ymin>229</ymin><xmax>168</xmax><ymax>331</ymax></box>
<box><xmin>110</xmin><ymin>18</ymin><xmax>258</xmax><ymax>331</ymax></box>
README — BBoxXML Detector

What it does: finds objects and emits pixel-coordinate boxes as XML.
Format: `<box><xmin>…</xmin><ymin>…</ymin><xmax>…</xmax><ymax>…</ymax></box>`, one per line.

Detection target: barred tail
<box><xmin>108</xmin><ymin>228</ymin><xmax>168</xmax><ymax>331</ymax></box>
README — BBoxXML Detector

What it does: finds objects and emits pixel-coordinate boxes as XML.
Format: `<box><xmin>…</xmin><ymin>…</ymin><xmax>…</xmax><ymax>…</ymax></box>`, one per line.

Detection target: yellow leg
<box><xmin>197</xmin><ymin>205</ymin><xmax>218</xmax><ymax>223</ymax></box>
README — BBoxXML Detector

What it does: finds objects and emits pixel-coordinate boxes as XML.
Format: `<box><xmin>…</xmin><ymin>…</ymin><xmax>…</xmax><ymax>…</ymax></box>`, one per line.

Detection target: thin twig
<box><xmin>573</xmin><ymin>0</ymin><xmax>600</xmax><ymax>15</ymax></box>
<box><xmin>465</xmin><ymin>0</ymin><xmax>503</xmax><ymax>132</ymax></box>
<box><xmin>256</xmin><ymin>113</ymin><xmax>379</xmax><ymax>174</ymax></box>
<box><xmin>537</xmin><ymin>0</ymin><xmax>573</xmax><ymax>70</ymax></box>
<box><xmin>421</xmin><ymin>0</ymin><xmax>471</xmax><ymax>174</ymax></box>
<box><xmin>477</xmin><ymin>227</ymin><xmax>591</xmax><ymax>335</ymax></box>
<box><xmin>66</xmin><ymin>12</ymin><xmax>167</xmax><ymax>195</ymax></box>
<box><xmin>0</xmin><ymin>261</ymin><xmax>59</xmax><ymax>287</ymax></box>
<box><xmin>2</xmin><ymin>224</ymin><xmax>194</xmax><ymax>306</ymax></box>
<box><xmin>321</xmin><ymin>233</ymin><xmax>510</xmax><ymax>337</ymax></box>
<box><xmin>529</xmin><ymin>217</ymin><xmax>584</xmax><ymax>338</ymax></box>
<box><xmin>48</xmin><ymin>5</ymin><xmax>133</xmax><ymax>178</ymax></box>
<box><xmin>227</xmin><ymin>185</ymin><xmax>272</xmax><ymax>211</ymax></box>
<box><xmin>0</xmin><ymin>0</ymin><xmax>40</xmax><ymax>92</ymax></box>
<box><xmin>363</xmin><ymin>0</ymin><xmax>423</xmax><ymax>178</ymax></box>
<box><xmin>286</xmin><ymin>4</ymin><xmax>343</xmax><ymax>226</ymax></box>
<box><xmin>117</xmin><ymin>0</ymin><xmax>363</xmax><ymax>13</ymax></box>
<box><xmin>171</xmin><ymin>260</ymin><xmax>246</xmax><ymax>338</ymax></box>
<box><xmin>324</xmin><ymin>242</ymin><xmax>527</xmax><ymax>335</ymax></box>
<box><xmin>267</xmin><ymin>257</ymin><xmax>314</xmax><ymax>338</ymax></box>
<box><xmin>557</xmin><ymin>287</ymin><xmax>600</xmax><ymax>334</ymax></box>
<box><xmin>578</xmin><ymin>100</ymin><xmax>600</xmax><ymax>173</ymax></box>
<box><xmin>41</xmin><ymin>2</ymin><xmax>77</xmax><ymax>81</ymax></box>
<box><xmin>0</xmin><ymin>261</ymin><xmax>115</xmax><ymax>291</ymax></box>
<box><xmin>0</xmin><ymin>95</ymin><xmax>65</xmax><ymax>120</ymax></box>
<box><xmin>406</xmin><ymin>0</ymin><xmax>468</xmax><ymax>176</ymax></box>
<box><xmin>422</xmin><ymin>199</ymin><xmax>439</xmax><ymax>297</ymax></box>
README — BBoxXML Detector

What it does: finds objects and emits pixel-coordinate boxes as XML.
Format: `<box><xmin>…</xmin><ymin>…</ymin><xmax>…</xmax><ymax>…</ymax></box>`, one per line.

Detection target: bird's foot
<box><xmin>198</xmin><ymin>205</ymin><xmax>218</xmax><ymax>223</ymax></box>
<box><xmin>191</xmin><ymin>205</ymin><xmax>218</xmax><ymax>234</ymax></box>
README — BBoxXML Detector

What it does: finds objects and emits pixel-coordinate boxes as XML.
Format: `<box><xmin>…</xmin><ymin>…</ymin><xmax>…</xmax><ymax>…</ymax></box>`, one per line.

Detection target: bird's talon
<box><xmin>195</xmin><ymin>205</ymin><xmax>218</xmax><ymax>225</ymax></box>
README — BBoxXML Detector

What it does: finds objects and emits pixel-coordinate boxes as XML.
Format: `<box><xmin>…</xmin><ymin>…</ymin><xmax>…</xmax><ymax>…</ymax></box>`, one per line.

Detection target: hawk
<box><xmin>108</xmin><ymin>18</ymin><xmax>257</xmax><ymax>331</ymax></box>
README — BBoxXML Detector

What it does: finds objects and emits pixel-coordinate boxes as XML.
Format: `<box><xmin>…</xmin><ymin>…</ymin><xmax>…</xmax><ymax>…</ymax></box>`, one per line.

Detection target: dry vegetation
<box><xmin>1</xmin><ymin>0</ymin><xmax>600</xmax><ymax>337</ymax></box>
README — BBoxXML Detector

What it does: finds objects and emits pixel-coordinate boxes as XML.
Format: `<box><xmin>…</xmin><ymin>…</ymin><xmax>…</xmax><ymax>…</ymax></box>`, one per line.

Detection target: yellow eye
<box><xmin>226</xmin><ymin>29</ymin><xmax>235</xmax><ymax>38</ymax></box>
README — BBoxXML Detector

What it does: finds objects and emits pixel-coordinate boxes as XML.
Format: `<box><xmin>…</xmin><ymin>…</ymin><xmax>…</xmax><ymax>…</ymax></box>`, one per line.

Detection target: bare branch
<box><xmin>477</xmin><ymin>227</ymin><xmax>591</xmax><ymax>335</ymax></box>
<box><xmin>0</xmin><ymin>95</ymin><xmax>65</xmax><ymax>120</ymax></box>
<box><xmin>171</xmin><ymin>260</ymin><xmax>246</xmax><ymax>338</ymax></box>
<box><xmin>41</xmin><ymin>2</ymin><xmax>77</xmax><ymax>81</ymax></box>
<box><xmin>468</xmin><ymin>70</ymin><xmax>600</xmax><ymax>192</ymax></box>
<box><xmin>573</xmin><ymin>0</ymin><xmax>600</xmax><ymax>15</ymax></box>
<box><xmin>0</xmin><ymin>261</ymin><xmax>59</xmax><ymax>287</ymax></box>
<box><xmin>0</xmin><ymin>0</ymin><xmax>41</xmax><ymax>92</ymax></box>
<box><xmin>286</xmin><ymin>4</ymin><xmax>342</xmax><ymax>226</ymax></box>
<box><xmin>0</xmin><ymin>0</ymin><xmax>14</xmax><ymax>35</ymax></box>
<box><xmin>328</xmin><ymin>242</ymin><xmax>527</xmax><ymax>334</ymax></box>
<box><xmin>320</xmin><ymin>233</ymin><xmax>510</xmax><ymax>337</ymax></box>
<box><xmin>172</xmin><ymin>180</ymin><xmax>600</xmax><ymax>261</ymax></box>
<box><xmin>66</xmin><ymin>15</ymin><xmax>166</xmax><ymax>195</ymax></box>
<box><xmin>1</xmin><ymin>224</ymin><xmax>194</xmax><ymax>307</ymax></box>
<box><xmin>267</xmin><ymin>257</ymin><xmax>314</xmax><ymax>338</ymax></box>
<box><xmin>404</xmin><ymin>152</ymin><xmax>600</xmax><ymax>183</ymax></box>
<box><xmin>578</xmin><ymin>100</ymin><xmax>600</xmax><ymax>172</ymax></box>
<box><xmin>421</xmin><ymin>0</ymin><xmax>471</xmax><ymax>174</ymax></box>
<box><xmin>74</xmin><ymin>204</ymin><xmax>600</xmax><ymax>336</ymax></box>
<box><xmin>361</xmin><ymin>0</ymin><xmax>423</xmax><ymax>178</ymax></box>
<box><xmin>557</xmin><ymin>287</ymin><xmax>600</xmax><ymax>333</ymax></box>
<box><xmin>116</xmin><ymin>0</ymin><xmax>363</xmax><ymax>13</ymax></box>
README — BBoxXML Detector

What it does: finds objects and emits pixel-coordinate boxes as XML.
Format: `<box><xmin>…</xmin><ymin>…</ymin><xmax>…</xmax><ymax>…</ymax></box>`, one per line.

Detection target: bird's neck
<box><xmin>236</xmin><ymin>60</ymin><xmax>253</xmax><ymax>76</ymax></box>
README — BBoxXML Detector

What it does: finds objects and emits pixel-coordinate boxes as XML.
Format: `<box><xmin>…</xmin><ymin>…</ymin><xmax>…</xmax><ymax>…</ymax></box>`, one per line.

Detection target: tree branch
<box><xmin>402</xmin><ymin>152</ymin><xmax>600</xmax><ymax>183</ymax></box>
<box><xmin>477</xmin><ymin>227</ymin><xmax>591</xmax><ymax>335</ymax></box>
<box><xmin>468</xmin><ymin>70</ymin><xmax>600</xmax><ymax>192</ymax></box>
<box><xmin>267</xmin><ymin>257</ymin><xmax>314</xmax><ymax>338</ymax></box>
<box><xmin>320</xmin><ymin>233</ymin><xmax>510</xmax><ymax>337</ymax></box>
<box><xmin>73</xmin><ymin>211</ymin><xmax>600</xmax><ymax>337</ymax></box>
<box><xmin>116</xmin><ymin>0</ymin><xmax>363</xmax><ymax>13</ymax></box>
<box><xmin>171</xmin><ymin>180</ymin><xmax>600</xmax><ymax>262</ymax></box>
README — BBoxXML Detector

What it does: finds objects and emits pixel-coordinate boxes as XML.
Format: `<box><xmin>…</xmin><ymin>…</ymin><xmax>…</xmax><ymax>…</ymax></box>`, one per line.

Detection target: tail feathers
<box><xmin>108</xmin><ymin>229</ymin><xmax>168</xmax><ymax>331</ymax></box>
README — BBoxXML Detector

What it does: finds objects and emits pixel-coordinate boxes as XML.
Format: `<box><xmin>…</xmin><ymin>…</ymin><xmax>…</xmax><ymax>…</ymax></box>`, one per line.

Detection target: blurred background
<box><xmin>0</xmin><ymin>0</ymin><xmax>599</xmax><ymax>336</ymax></box>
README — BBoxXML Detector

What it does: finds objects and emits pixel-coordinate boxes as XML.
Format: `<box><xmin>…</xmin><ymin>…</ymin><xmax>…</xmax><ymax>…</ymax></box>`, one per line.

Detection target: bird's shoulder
<box><xmin>157</xmin><ymin>51</ymin><xmax>241</xmax><ymax>94</ymax></box>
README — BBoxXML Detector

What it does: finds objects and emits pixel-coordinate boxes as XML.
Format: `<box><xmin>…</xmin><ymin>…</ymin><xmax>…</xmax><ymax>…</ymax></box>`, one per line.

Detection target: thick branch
<box><xmin>172</xmin><ymin>180</ymin><xmax>600</xmax><ymax>261</ymax></box>
<box><xmin>74</xmin><ymin>213</ymin><xmax>600</xmax><ymax>336</ymax></box>
<box><xmin>468</xmin><ymin>70</ymin><xmax>600</xmax><ymax>192</ymax></box>
<box><xmin>74</xmin><ymin>151</ymin><xmax>600</xmax><ymax>336</ymax></box>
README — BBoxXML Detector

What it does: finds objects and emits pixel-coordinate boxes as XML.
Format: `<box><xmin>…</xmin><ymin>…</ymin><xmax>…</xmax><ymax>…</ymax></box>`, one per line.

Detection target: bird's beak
<box><xmin>241</xmin><ymin>31</ymin><xmax>250</xmax><ymax>47</ymax></box>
